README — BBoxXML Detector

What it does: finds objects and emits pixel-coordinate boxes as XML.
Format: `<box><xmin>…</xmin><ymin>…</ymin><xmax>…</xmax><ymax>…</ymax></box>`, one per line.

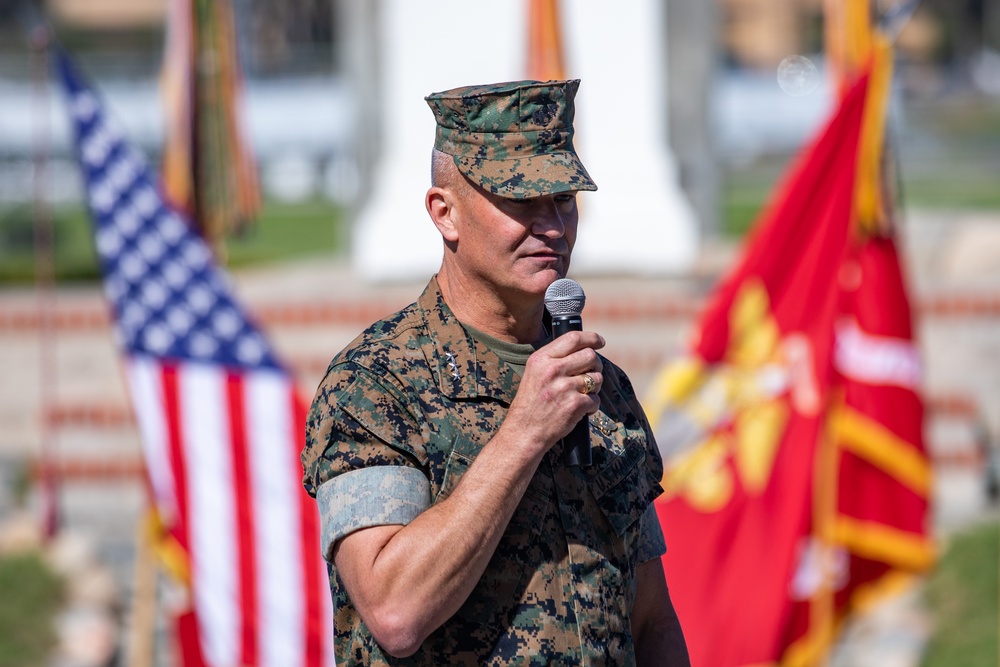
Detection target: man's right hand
<box><xmin>503</xmin><ymin>330</ymin><xmax>606</xmax><ymax>456</ymax></box>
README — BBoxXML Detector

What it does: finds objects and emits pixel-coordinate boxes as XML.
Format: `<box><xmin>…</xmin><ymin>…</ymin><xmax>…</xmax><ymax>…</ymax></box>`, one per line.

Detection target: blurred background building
<box><xmin>0</xmin><ymin>0</ymin><xmax>355</xmax><ymax>211</ymax></box>
<box><xmin>1</xmin><ymin>0</ymin><xmax>997</xmax><ymax>225</ymax></box>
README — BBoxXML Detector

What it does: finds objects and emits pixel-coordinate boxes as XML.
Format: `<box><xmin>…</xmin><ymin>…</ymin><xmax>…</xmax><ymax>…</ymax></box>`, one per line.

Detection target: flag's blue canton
<box><xmin>57</xmin><ymin>52</ymin><xmax>279</xmax><ymax>370</ymax></box>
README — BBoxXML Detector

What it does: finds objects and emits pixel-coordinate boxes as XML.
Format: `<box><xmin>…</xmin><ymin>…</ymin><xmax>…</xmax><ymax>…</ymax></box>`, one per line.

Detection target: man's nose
<box><xmin>530</xmin><ymin>199</ymin><xmax>567</xmax><ymax>238</ymax></box>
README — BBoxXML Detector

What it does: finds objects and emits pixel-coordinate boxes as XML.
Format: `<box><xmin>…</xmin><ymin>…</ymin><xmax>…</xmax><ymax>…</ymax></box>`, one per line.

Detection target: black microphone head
<box><xmin>545</xmin><ymin>278</ymin><xmax>586</xmax><ymax>317</ymax></box>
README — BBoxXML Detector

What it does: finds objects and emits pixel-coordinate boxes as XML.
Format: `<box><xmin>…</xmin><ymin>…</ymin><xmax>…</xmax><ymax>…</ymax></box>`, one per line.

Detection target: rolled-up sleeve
<box><xmin>303</xmin><ymin>360</ymin><xmax>430</xmax><ymax>560</ymax></box>
<box><xmin>316</xmin><ymin>466</ymin><xmax>430</xmax><ymax>560</ymax></box>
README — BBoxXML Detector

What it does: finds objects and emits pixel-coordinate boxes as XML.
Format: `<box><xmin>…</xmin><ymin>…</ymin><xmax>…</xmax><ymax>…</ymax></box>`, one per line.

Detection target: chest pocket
<box><xmin>434</xmin><ymin>449</ymin><xmax>550</xmax><ymax>629</ymax></box>
<box><xmin>584</xmin><ymin>423</ymin><xmax>663</xmax><ymax>537</ymax></box>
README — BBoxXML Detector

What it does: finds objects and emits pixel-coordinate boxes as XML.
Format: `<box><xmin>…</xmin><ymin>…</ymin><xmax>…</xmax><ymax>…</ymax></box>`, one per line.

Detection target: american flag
<box><xmin>55</xmin><ymin>49</ymin><xmax>334</xmax><ymax>666</ymax></box>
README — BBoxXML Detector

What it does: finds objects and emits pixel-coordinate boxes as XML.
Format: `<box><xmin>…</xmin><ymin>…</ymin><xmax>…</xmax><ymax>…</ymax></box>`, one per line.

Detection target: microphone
<box><xmin>544</xmin><ymin>278</ymin><xmax>592</xmax><ymax>467</ymax></box>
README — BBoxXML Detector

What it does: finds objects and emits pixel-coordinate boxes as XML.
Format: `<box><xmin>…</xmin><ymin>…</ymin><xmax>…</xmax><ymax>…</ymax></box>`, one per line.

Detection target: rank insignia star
<box><xmin>445</xmin><ymin>351</ymin><xmax>460</xmax><ymax>382</ymax></box>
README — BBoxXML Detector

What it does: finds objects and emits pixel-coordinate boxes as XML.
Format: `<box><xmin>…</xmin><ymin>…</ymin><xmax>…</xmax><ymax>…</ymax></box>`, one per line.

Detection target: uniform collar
<box><xmin>418</xmin><ymin>276</ymin><xmax>522</xmax><ymax>403</ymax></box>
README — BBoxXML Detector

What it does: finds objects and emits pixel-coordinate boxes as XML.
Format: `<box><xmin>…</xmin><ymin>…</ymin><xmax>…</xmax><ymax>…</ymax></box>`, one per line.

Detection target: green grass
<box><xmin>0</xmin><ymin>552</ymin><xmax>63</xmax><ymax>667</ymax></box>
<box><xmin>721</xmin><ymin>155</ymin><xmax>791</xmax><ymax>237</ymax></box>
<box><xmin>721</xmin><ymin>152</ymin><xmax>1000</xmax><ymax>238</ymax></box>
<box><xmin>722</xmin><ymin>163</ymin><xmax>785</xmax><ymax>237</ymax></box>
<box><xmin>900</xmin><ymin>173</ymin><xmax>1000</xmax><ymax>210</ymax></box>
<box><xmin>0</xmin><ymin>205</ymin><xmax>100</xmax><ymax>283</ymax></box>
<box><xmin>721</xmin><ymin>96</ymin><xmax>1000</xmax><ymax>237</ymax></box>
<box><xmin>921</xmin><ymin>519</ymin><xmax>1000</xmax><ymax>667</ymax></box>
<box><xmin>0</xmin><ymin>199</ymin><xmax>344</xmax><ymax>284</ymax></box>
<box><xmin>908</xmin><ymin>97</ymin><xmax>1000</xmax><ymax>140</ymax></box>
<box><xmin>226</xmin><ymin>200</ymin><xmax>344</xmax><ymax>267</ymax></box>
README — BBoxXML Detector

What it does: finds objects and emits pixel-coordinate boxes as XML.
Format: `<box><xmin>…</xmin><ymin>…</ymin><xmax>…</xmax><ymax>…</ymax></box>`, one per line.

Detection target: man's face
<box><xmin>452</xmin><ymin>184</ymin><xmax>579</xmax><ymax>303</ymax></box>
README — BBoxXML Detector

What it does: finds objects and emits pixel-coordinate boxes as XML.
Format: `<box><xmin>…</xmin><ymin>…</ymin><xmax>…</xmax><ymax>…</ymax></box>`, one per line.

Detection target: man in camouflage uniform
<box><xmin>303</xmin><ymin>79</ymin><xmax>690</xmax><ymax>666</ymax></box>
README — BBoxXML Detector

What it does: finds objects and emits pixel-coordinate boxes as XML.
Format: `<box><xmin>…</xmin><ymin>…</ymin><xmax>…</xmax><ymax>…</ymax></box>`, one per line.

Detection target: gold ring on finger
<box><xmin>580</xmin><ymin>373</ymin><xmax>597</xmax><ymax>395</ymax></box>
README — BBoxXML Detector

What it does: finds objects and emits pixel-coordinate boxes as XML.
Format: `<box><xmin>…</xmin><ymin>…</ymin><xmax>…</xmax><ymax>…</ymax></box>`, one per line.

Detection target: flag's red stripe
<box><xmin>226</xmin><ymin>372</ymin><xmax>259</xmax><ymax>666</ymax></box>
<box><xmin>176</xmin><ymin>607</ymin><xmax>210</xmax><ymax>667</ymax></box>
<box><xmin>294</xmin><ymin>393</ymin><xmax>327</xmax><ymax>665</ymax></box>
<box><xmin>163</xmin><ymin>363</ymin><xmax>209</xmax><ymax>667</ymax></box>
<box><xmin>162</xmin><ymin>364</ymin><xmax>191</xmax><ymax>553</ymax></box>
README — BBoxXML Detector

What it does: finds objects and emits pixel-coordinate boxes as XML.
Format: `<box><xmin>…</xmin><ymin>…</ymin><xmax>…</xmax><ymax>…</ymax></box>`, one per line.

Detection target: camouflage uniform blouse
<box><xmin>303</xmin><ymin>277</ymin><xmax>667</xmax><ymax>666</ymax></box>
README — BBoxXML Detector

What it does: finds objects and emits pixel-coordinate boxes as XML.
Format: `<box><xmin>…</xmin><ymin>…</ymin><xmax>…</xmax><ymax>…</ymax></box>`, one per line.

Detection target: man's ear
<box><xmin>426</xmin><ymin>186</ymin><xmax>460</xmax><ymax>243</ymax></box>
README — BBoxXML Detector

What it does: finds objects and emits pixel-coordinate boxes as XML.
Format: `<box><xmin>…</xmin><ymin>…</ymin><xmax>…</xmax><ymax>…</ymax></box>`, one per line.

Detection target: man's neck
<box><xmin>436</xmin><ymin>267</ymin><xmax>547</xmax><ymax>344</ymax></box>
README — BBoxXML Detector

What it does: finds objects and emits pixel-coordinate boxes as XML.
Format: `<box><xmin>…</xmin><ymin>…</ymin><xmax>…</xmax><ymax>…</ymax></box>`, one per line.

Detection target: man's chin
<box><xmin>526</xmin><ymin>269</ymin><xmax>568</xmax><ymax>298</ymax></box>
<box><xmin>549</xmin><ymin>263</ymin><xmax>570</xmax><ymax>284</ymax></box>
<box><xmin>544</xmin><ymin>269</ymin><xmax>568</xmax><ymax>286</ymax></box>
<box><xmin>508</xmin><ymin>260</ymin><xmax>570</xmax><ymax>298</ymax></box>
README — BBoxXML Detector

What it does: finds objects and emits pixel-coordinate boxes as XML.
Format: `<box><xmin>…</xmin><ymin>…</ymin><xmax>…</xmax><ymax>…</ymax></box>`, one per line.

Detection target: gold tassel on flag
<box><xmin>825</xmin><ymin>0</ymin><xmax>895</xmax><ymax>236</ymax></box>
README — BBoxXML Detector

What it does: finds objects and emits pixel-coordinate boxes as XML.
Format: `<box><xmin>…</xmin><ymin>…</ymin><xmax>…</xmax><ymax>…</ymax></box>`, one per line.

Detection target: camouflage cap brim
<box><xmin>453</xmin><ymin>150</ymin><xmax>597</xmax><ymax>199</ymax></box>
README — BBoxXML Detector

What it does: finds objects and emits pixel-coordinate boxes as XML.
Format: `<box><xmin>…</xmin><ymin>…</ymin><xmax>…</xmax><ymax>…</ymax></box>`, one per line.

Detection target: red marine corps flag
<box><xmin>55</xmin><ymin>49</ymin><xmax>334</xmax><ymax>666</ymax></box>
<box><xmin>645</xmin><ymin>28</ymin><xmax>933</xmax><ymax>667</ymax></box>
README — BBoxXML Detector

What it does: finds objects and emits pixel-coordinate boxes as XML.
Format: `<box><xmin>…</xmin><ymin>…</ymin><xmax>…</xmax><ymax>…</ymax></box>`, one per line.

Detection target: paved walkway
<box><xmin>1</xmin><ymin>208</ymin><xmax>998</xmax><ymax>665</ymax></box>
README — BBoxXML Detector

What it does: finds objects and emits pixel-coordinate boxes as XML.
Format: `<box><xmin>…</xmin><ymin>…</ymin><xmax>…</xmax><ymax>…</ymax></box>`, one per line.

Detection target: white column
<box><xmin>350</xmin><ymin>0</ymin><xmax>698</xmax><ymax>281</ymax></box>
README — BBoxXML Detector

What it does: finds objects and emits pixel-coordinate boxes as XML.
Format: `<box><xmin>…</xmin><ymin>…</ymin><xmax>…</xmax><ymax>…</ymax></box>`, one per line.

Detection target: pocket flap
<box><xmin>587</xmin><ymin>438</ymin><xmax>663</xmax><ymax>537</ymax></box>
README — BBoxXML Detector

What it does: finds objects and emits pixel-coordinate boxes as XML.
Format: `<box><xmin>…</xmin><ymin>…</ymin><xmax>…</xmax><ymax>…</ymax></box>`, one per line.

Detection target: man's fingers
<box><xmin>541</xmin><ymin>330</ymin><xmax>605</xmax><ymax>357</ymax></box>
<box><xmin>533</xmin><ymin>332</ymin><xmax>605</xmax><ymax>376</ymax></box>
<box><xmin>564</xmin><ymin>348</ymin><xmax>602</xmax><ymax>376</ymax></box>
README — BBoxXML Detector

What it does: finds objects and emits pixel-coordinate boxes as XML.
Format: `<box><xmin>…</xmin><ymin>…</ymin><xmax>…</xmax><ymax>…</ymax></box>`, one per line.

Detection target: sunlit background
<box><xmin>0</xmin><ymin>0</ymin><xmax>998</xmax><ymax>665</ymax></box>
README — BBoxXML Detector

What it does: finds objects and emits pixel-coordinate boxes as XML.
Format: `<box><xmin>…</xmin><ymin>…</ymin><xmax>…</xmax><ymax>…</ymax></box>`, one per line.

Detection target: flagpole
<box><xmin>526</xmin><ymin>0</ymin><xmax>566</xmax><ymax>81</ymax></box>
<box><xmin>814</xmin><ymin>5</ymin><xmax>872</xmax><ymax>656</ymax></box>
<box><xmin>822</xmin><ymin>0</ymin><xmax>846</xmax><ymax>91</ymax></box>
<box><xmin>126</xmin><ymin>512</ymin><xmax>159</xmax><ymax>667</ymax></box>
<box><xmin>29</xmin><ymin>17</ymin><xmax>59</xmax><ymax>542</ymax></box>
<box><xmin>815</xmin><ymin>403</ymin><xmax>842</xmax><ymax>667</ymax></box>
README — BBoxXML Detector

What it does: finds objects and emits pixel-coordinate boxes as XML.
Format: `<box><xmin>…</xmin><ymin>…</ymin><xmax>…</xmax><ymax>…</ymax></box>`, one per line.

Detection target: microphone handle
<box><xmin>550</xmin><ymin>315</ymin><xmax>592</xmax><ymax>466</ymax></box>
